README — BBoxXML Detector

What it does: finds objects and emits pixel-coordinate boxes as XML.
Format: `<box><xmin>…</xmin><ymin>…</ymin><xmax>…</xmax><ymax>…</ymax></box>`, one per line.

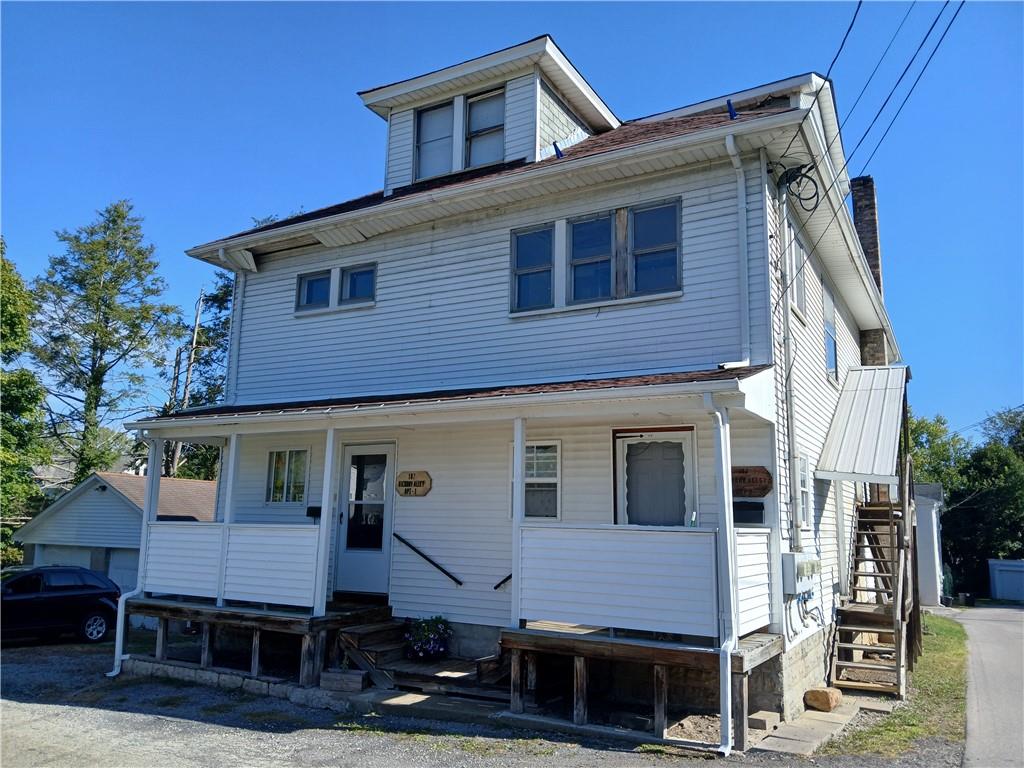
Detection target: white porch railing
<box><xmin>518</xmin><ymin>524</ymin><xmax>719</xmax><ymax>637</ymax></box>
<box><xmin>144</xmin><ymin>522</ymin><xmax>319</xmax><ymax>608</ymax></box>
<box><xmin>735</xmin><ymin>528</ymin><xmax>772</xmax><ymax>636</ymax></box>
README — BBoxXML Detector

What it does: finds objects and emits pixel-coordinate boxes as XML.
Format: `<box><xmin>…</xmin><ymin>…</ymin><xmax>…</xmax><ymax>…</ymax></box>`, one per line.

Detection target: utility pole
<box><xmin>170</xmin><ymin>288</ymin><xmax>204</xmax><ymax>476</ymax></box>
<box><xmin>165</xmin><ymin>347</ymin><xmax>183</xmax><ymax>476</ymax></box>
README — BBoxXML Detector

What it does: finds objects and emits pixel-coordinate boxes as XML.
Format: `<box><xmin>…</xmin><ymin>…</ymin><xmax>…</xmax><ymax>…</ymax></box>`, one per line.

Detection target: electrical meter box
<box><xmin>782</xmin><ymin>551</ymin><xmax>821</xmax><ymax>595</ymax></box>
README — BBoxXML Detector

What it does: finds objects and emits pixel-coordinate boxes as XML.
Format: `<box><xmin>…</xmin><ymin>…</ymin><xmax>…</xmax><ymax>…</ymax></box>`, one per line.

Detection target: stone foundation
<box><xmin>778</xmin><ymin>626</ymin><xmax>832</xmax><ymax>721</ymax></box>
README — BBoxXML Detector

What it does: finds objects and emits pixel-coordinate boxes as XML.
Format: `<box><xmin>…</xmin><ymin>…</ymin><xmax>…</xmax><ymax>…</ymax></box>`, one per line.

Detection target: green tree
<box><xmin>908</xmin><ymin>409</ymin><xmax>970</xmax><ymax>494</ymax></box>
<box><xmin>1</xmin><ymin>243</ymin><xmax>50</xmax><ymax>565</ymax></box>
<box><xmin>31</xmin><ymin>201</ymin><xmax>181</xmax><ymax>483</ymax></box>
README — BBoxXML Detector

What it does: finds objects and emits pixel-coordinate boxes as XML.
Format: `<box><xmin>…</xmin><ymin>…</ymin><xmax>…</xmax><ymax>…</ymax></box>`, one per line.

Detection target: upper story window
<box><xmin>797</xmin><ymin>453</ymin><xmax>812</xmax><ymax>528</ymax></box>
<box><xmin>341</xmin><ymin>264</ymin><xmax>376</xmax><ymax>304</ymax></box>
<box><xmin>511</xmin><ymin>225</ymin><xmax>554</xmax><ymax>311</ymax></box>
<box><xmin>415</xmin><ymin>101</ymin><xmax>454</xmax><ymax>180</ymax></box>
<box><xmin>296</xmin><ymin>270</ymin><xmax>331</xmax><ymax>311</ymax></box>
<box><xmin>568</xmin><ymin>200</ymin><xmax>680</xmax><ymax>304</ymax></box>
<box><xmin>787</xmin><ymin>223</ymin><xmax>808</xmax><ymax>316</ymax></box>
<box><xmin>465</xmin><ymin>89</ymin><xmax>504</xmax><ymax>169</ymax></box>
<box><xmin>266</xmin><ymin>449</ymin><xmax>308</xmax><ymax>504</ymax></box>
<box><xmin>823</xmin><ymin>282</ymin><xmax>838</xmax><ymax>380</ymax></box>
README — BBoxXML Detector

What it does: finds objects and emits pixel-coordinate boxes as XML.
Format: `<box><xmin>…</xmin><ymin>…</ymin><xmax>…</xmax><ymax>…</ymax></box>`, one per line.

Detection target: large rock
<box><xmin>804</xmin><ymin>687</ymin><xmax>843</xmax><ymax>712</ymax></box>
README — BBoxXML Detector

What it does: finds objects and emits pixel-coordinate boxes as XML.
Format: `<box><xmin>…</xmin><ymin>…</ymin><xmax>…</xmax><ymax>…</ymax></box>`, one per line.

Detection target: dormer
<box><xmin>359</xmin><ymin>35</ymin><xmax>619</xmax><ymax>195</ymax></box>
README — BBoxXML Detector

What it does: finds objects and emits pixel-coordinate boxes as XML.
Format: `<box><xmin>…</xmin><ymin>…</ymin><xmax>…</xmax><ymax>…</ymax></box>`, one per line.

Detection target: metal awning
<box><xmin>817</xmin><ymin>366</ymin><xmax>908</xmax><ymax>484</ymax></box>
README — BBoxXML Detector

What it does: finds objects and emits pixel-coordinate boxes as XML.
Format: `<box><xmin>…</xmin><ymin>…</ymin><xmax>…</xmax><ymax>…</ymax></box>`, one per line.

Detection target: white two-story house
<box><xmin>114</xmin><ymin>36</ymin><xmax>917</xmax><ymax>753</ymax></box>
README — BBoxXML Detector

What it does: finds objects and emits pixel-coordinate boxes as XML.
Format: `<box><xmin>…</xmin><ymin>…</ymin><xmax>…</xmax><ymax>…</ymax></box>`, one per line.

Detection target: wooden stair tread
<box><xmin>833</xmin><ymin>679</ymin><xmax>900</xmax><ymax>693</ymax></box>
<box><xmin>836</xmin><ymin>623</ymin><xmax>896</xmax><ymax>633</ymax></box>
<box><xmin>835</xmin><ymin>659</ymin><xmax>897</xmax><ymax>670</ymax></box>
<box><xmin>840</xmin><ymin>604</ymin><xmax>894</xmax><ymax>615</ymax></box>
<box><xmin>837</xmin><ymin>641</ymin><xmax>896</xmax><ymax>652</ymax></box>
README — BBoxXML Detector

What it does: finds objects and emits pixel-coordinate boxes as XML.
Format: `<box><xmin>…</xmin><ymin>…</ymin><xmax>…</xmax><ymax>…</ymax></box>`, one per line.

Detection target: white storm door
<box><xmin>615</xmin><ymin>430</ymin><xmax>697</xmax><ymax>526</ymax></box>
<box><xmin>335</xmin><ymin>444</ymin><xmax>395</xmax><ymax>594</ymax></box>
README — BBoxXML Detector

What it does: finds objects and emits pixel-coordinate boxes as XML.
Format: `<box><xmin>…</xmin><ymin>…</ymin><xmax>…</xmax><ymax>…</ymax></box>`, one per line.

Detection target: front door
<box><xmin>335</xmin><ymin>444</ymin><xmax>394</xmax><ymax>594</ymax></box>
<box><xmin>615</xmin><ymin>430</ymin><xmax>697</xmax><ymax>526</ymax></box>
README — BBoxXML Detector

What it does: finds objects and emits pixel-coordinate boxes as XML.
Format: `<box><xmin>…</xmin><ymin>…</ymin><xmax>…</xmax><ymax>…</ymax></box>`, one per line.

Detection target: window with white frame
<box><xmin>787</xmin><ymin>223</ymin><xmax>808</xmax><ymax>316</ymax></box>
<box><xmin>415</xmin><ymin>101</ymin><xmax>454</xmax><ymax>180</ymax></box>
<box><xmin>797</xmin><ymin>453</ymin><xmax>812</xmax><ymax>527</ymax></box>
<box><xmin>340</xmin><ymin>264</ymin><xmax>376</xmax><ymax>303</ymax></box>
<box><xmin>511</xmin><ymin>225</ymin><xmax>554</xmax><ymax>311</ymax></box>
<box><xmin>266</xmin><ymin>449</ymin><xmax>309</xmax><ymax>503</ymax></box>
<box><xmin>823</xmin><ymin>281</ymin><xmax>839</xmax><ymax>380</ymax></box>
<box><xmin>465</xmin><ymin>89</ymin><xmax>504</xmax><ymax>169</ymax></box>
<box><xmin>296</xmin><ymin>271</ymin><xmax>331</xmax><ymax>311</ymax></box>
<box><xmin>510</xmin><ymin>441</ymin><xmax>561</xmax><ymax>518</ymax></box>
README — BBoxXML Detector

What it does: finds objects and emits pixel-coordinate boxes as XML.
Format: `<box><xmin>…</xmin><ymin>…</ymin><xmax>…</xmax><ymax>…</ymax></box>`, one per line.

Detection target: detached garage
<box><xmin>15</xmin><ymin>472</ymin><xmax>216</xmax><ymax>591</ymax></box>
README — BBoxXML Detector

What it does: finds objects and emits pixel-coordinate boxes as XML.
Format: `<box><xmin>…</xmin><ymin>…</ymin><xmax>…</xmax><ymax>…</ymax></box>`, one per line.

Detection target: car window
<box><xmin>6</xmin><ymin>574</ymin><xmax>42</xmax><ymax>595</ymax></box>
<box><xmin>43</xmin><ymin>570</ymin><xmax>85</xmax><ymax>591</ymax></box>
<box><xmin>80</xmin><ymin>571</ymin><xmax>110</xmax><ymax>589</ymax></box>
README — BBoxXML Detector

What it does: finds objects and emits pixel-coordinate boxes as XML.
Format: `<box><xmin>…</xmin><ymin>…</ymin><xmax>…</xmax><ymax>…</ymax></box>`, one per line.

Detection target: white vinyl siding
<box><xmin>385</xmin><ymin>109</ymin><xmax>415</xmax><ymax>195</ymax></box>
<box><xmin>230</xmin><ymin>433</ymin><xmax>325</xmax><ymax>525</ymax></box>
<box><xmin>16</xmin><ymin>482</ymin><xmax>141</xmax><ymax>549</ymax></box>
<box><xmin>503</xmin><ymin>73</ymin><xmax>536</xmax><ymax>162</ymax></box>
<box><xmin>232</xmin><ymin>160</ymin><xmax>769</xmax><ymax>404</ymax></box>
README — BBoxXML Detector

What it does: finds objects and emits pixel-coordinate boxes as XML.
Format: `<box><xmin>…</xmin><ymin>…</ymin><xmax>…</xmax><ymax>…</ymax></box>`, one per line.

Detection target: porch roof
<box><xmin>817</xmin><ymin>365</ymin><xmax>909</xmax><ymax>484</ymax></box>
<box><xmin>127</xmin><ymin>365</ymin><xmax>771</xmax><ymax>431</ymax></box>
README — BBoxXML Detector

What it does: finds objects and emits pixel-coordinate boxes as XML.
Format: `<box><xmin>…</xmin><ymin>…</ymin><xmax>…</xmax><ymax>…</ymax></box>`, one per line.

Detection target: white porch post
<box><xmin>313</xmin><ymin>427</ymin><xmax>338</xmax><ymax>616</ymax></box>
<box><xmin>511</xmin><ymin>417</ymin><xmax>526</xmax><ymax>627</ymax></box>
<box><xmin>216</xmin><ymin>433</ymin><xmax>240</xmax><ymax>607</ymax></box>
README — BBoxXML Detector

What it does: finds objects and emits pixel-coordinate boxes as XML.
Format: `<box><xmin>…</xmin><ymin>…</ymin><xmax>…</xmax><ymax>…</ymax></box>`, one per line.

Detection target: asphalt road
<box><xmin>959</xmin><ymin>605</ymin><xmax>1024</xmax><ymax>768</ymax></box>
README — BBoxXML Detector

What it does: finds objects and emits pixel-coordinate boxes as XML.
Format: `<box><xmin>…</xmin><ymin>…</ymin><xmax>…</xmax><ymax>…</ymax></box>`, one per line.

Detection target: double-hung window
<box><xmin>340</xmin><ymin>264</ymin><xmax>376</xmax><ymax>303</ymax></box>
<box><xmin>788</xmin><ymin>223</ymin><xmax>808</xmax><ymax>315</ymax></box>
<box><xmin>266</xmin><ymin>449</ymin><xmax>309</xmax><ymax>504</ymax></box>
<box><xmin>296</xmin><ymin>271</ymin><xmax>331</xmax><ymax>311</ymax></box>
<box><xmin>511</xmin><ymin>442</ymin><xmax>560</xmax><ymax>519</ymax></box>
<box><xmin>465</xmin><ymin>89</ymin><xmax>504</xmax><ymax>169</ymax></box>
<box><xmin>823</xmin><ymin>282</ymin><xmax>838</xmax><ymax>380</ymax></box>
<box><xmin>511</xmin><ymin>225</ymin><xmax>554</xmax><ymax>311</ymax></box>
<box><xmin>569</xmin><ymin>213</ymin><xmax>614</xmax><ymax>303</ymax></box>
<box><xmin>797</xmin><ymin>454</ymin><xmax>812</xmax><ymax>528</ymax></box>
<box><xmin>415</xmin><ymin>101</ymin><xmax>454</xmax><ymax>180</ymax></box>
<box><xmin>629</xmin><ymin>201</ymin><xmax>680</xmax><ymax>295</ymax></box>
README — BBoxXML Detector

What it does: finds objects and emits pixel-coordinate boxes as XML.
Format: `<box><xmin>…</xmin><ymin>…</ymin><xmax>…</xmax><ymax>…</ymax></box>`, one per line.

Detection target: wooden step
<box><xmin>849</xmin><ymin>586</ymin><xmax>894</xmax><ymax>594</ymax></box>
<box><xmin>835</xmin><ymin>659</ymin><xmax>897</xmax><ymax>671</ymax></box>
<box><xmin>852</xmin><ymin>569</ymin><xmax>895</xmax><ymax>577</ymax></box>
<box><xmin>340</xmin><ymin>621</ymin><xmax>407</xmax><ymax>648</ymax></box>
<box><xmin>362</xmin><ymin>640</ymin><xmax>406</xmax><ymax>665</ymax></box>
<box><xmin>835</xmin><ymin>623</ymin><xmax>896</xmax><ymax>634</ymax></box>
<box><xmin>837</xmin><ymin>641</ymin><xmax>896</xmax><ymax>652</ymax></box>
<box><xmin>327</xmin><ymin>604</ymin><xmax>393</xmax><ymax>626</ymax></box>
<box><xmin>833</xmin><ymin>679</ymin><xmax>900</xmax><ymax>694</ymax></box>
<box><xmin>840</xmin><ymin>604</ymin><xmax>894</xmax><ymax>616</ymax></box>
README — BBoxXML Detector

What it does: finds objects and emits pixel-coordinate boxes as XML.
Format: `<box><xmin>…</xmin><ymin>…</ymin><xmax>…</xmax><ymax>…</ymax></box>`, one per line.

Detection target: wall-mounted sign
<box><xmin>396</xmin><ymin>471</ymin><xmax>432</xmax><ymax>497</ymax></box>
<box><xmin>732</xmin><ymin>466</ymin><xmax>773</xmax><ymax>498</ymax></box>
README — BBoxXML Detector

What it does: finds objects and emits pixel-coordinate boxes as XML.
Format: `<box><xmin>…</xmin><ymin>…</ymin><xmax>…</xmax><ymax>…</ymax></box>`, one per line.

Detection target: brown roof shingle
<box><xmin>96</xmin><ymin>473</ymin><xmax>217</xmax><ymax>522</ymax></box>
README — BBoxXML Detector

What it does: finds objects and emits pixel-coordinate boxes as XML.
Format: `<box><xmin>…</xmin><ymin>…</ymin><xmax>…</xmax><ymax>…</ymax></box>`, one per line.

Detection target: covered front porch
<box><xmin>115</xmin><ymin>367</ymin><xmax>781</xmax><ymax>749</ymax></box>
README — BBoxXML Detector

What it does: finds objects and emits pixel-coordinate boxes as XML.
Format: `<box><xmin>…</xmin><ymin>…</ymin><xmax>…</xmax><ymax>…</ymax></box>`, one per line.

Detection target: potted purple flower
<box><xmin>405</xmin><ymin>615</ymin><xmax>454</xmax><ymax>661</ymax></box>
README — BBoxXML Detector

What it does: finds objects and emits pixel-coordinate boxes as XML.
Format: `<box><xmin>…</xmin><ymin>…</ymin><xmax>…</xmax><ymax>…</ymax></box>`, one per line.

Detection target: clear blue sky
<box><xmin>3</xmin><ymin>2</ymin><xmax>1022</xmax><ymax>438</ymax></box>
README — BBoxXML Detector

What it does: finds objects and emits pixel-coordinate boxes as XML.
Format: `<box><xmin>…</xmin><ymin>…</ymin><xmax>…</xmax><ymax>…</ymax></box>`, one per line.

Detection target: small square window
<box><xmin>297</xmin><ymin>271</ymin><xmax>331</xmax><ymax>310</ymax></box>
<box><xmin>341</xmin><ymin>265</ymin><xmax>376</xmax><ymax>303</ymax></box>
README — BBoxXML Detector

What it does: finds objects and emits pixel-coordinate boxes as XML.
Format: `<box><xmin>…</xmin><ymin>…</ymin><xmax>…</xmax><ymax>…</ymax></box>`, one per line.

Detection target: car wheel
<box><xmin>80</xmin><ymin>613</ymin><xmax>109</xmax><ymax>643</ymax></box>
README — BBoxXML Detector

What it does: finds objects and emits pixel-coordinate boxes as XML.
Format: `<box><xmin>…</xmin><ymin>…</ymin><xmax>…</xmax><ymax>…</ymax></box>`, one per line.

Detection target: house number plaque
<box><xmin>396</xmin><ymin>471</ymin><xmax>432</xmax><ymax>497</ymax></box>
<box><xmin>732</xmin><ymin>466</ymin><xmax>773</xmax><ymax>498</ymax></box>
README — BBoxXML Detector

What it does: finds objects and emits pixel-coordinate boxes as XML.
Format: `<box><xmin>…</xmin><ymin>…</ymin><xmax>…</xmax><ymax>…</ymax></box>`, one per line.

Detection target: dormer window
<box><xmin>466</xmin><ymin>89</ymin><xmax>504</xmax><ymax>168</ymax></box>
<box><xmin>415</xmin><ymin>101</ymin><xmax>455</xmax><ymax>180</ymax></box>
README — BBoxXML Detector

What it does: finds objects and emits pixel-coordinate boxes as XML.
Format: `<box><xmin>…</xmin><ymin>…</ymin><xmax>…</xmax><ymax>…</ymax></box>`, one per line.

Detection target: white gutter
<box><xmin>125</xmin><ymin>377</ymin><xmax>749</xmax><ymax>433</ymax></box>
<box><xmin>108</xmin><ymin>439</ymin><xmax>161</xmax><ymax>677</ymax></box>
<box><xmin>706</xmin><ymin>393</ymin><xmax>738</xmax><ymax>756</ymax></box>
<box><xmin>722</xmin><ymin>134</ymin><xmax>750</xmax><ymax>368</ymax></box>
<box><xmin>778</xmin><ymin>186</ymin><xmax>804</xmax><ymax>553</ymax></box>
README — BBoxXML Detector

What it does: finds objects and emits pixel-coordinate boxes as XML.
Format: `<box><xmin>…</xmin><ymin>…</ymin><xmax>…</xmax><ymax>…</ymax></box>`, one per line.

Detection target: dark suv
<box><xmin>2</xmin><ymin>565</ymin><xmax>120</xmax><ymax>643</ymax></box>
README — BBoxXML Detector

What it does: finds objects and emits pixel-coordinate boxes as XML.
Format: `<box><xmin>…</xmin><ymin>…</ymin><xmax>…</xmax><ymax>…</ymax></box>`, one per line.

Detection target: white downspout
<box><xmin>706</xmin><ymin>393</ymin><xmax>738</xmax><ymax>755</ymax></box>
<box><xmin>108</xmin><ymin>438</ymin><xmax>162</xmax><ymax>677</ymax></box>
<box><xmin>778</xmin><ymin>187</ymin><xmax>803</xmax><ymax>553</ymax></box>
<box><xmin>510</xmin><ymin>416</ymin><xmax>526</xmax><ymax>627</ymax></box>
<box><xmin>721</xmin><ymin>134</ymin><xmax>750</xmax><ymax>369</ymax></box>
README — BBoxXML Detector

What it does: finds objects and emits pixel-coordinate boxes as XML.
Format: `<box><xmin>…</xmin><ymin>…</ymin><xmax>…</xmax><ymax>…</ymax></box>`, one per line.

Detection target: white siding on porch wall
<box><xmin>231</xmin><ymin>159</ymin><xmax>769</xmax><ymax>405</ymax></box>
<box><xmin>768</xmin><ymin>189</ymin><xmax>863</xmax><ymax>647</ymax></box>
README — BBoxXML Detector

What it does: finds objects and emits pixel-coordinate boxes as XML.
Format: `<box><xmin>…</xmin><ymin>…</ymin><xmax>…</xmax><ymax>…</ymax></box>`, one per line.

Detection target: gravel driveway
<box><xmin>2</xmin><ymin>640</ymin><xmax>961</xmax><ymax>767</ymax></box>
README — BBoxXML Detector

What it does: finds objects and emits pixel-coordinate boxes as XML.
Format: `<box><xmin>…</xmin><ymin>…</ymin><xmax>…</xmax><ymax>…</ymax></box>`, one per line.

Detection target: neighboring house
<box><xmin>15</xmin><ymin>473</ymin><xmax>217</xmax><ymax>590</ymax></box>
<box><xmin>115</xmin><ymin>37</ymin><xmax>919</xmax><ymax>753</ymax></box>
<box><xmin>914</xmin><ymin>483</ymin><xmax>945</xmax><ymax>606</ymax></box>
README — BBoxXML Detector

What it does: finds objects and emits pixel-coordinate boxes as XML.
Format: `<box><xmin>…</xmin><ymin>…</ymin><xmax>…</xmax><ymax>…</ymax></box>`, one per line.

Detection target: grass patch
<box><xmin>153</xmin><ymin>694</ymin><xmax>190</xmax><ymax>708</ymax></box>
<box><xmin>821</xmin><ymin>614</ymin><xmax>967</xmax><ymax>756</ymax></box>
<box><xmin>200</xmin><ymin>701</ymin><xmax>239</xmax><ymax>716</ymax></box>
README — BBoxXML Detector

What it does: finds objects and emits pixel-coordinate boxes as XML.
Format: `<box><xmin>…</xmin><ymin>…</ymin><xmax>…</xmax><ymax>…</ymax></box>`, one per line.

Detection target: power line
<box><xmin>778</xmin><ymin>0</ymin><xmax>864</xmax><ymax>161</ymax></box>
<box><xmin>771</xmin><ymin>0</ymin><xmax>960</xmax><ymax>314</ymax></box>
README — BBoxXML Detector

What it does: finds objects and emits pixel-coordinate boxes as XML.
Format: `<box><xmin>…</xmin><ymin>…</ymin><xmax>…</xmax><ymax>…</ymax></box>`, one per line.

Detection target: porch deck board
<box><xmin>126</xmin><ymin>597</ymin><xmax>373</xmax><ymax>634</ymax></box>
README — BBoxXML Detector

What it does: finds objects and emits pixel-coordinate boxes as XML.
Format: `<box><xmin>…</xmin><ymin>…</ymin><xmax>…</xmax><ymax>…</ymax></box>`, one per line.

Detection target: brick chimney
<box><xmin>851</xmin><ymin>176</ymin><xmax>889</xmax><ymax>366</ymax></box>
<box><xmin>851</xmin><ymin>175</ymin><xmax>883</xmax><ymax>296</ymax></box>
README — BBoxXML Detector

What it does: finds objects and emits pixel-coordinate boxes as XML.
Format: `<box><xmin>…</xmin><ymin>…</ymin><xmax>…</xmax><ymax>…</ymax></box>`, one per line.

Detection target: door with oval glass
<box><xmin>335</xmin><ymin>444</ymin><xmax>395</xmax><ymax>594</ymax></box>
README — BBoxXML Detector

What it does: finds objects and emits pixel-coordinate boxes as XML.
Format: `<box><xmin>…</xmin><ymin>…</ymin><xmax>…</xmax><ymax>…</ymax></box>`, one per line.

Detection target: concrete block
<box><xmin>320</xmin><ymin>670</ymin><xmax>367</xmax><ymax>692</ymax></box>
<box><xmin>804</xmin><ymin>687</ymin><xmax>843</xmax><ymax>712</ymax></box>
<box><xmin>242</xmin><ymin>678</ymin><xmax>269</xmax><ymax>696</ymax></box>
<box><xmin>749</xmin><ymin>710</ymin><xmax>781</xmax><ymax>730</ymax></box>
<box><xmin>269</xmin><ymin>682</ymin><xmax>292</xmax><ymax>699</ymax></box>
<box><xmin>195</xmin><ymin>669</ymin><xmax>219</xmax><ymax>687</ymax></box>
<box><xmin>218</xmin><ymin>673</ymin><xmax>244</xmax><ymax>690</ymax></box>
<box><xmin>150</xmin><ymin>663</ymin><xmax>171</xmax><ymax>679</ymax></box>
<box><xmin>168</xmin><ymin>665</ymin><xmax>197</xmax><ymax>683</ymax></box>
